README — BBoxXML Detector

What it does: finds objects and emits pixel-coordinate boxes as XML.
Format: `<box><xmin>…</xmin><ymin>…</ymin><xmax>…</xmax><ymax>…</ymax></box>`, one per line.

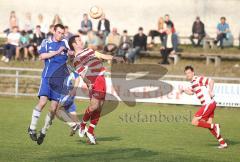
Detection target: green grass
<box><xmin>0</xmin><ymin>97</ymin><xmax>239</xmax><ymax>162</ymax></box>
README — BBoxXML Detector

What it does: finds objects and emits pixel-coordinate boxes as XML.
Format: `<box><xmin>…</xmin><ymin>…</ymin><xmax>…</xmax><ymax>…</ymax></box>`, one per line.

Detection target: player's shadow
<box><xmin>206</xmin><ymin>138</ymin><xmax>240</xmax><ymax>147</ymax></box>
<box><xmin>46</xmin><ymin>148</ymin><xmax>158</xmax><ymax>161</ymax></box>
<box><xmin>77</xmin><ymin>136</ymin><xmax>121</xmax><ymax>144</ymax></box>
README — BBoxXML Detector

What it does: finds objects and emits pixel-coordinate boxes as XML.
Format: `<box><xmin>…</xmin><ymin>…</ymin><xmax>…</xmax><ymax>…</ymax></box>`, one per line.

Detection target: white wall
<box><xmin>0</xmin><ymin>0</ymin><xmax>240</xmax><ymax>38</ymax></box>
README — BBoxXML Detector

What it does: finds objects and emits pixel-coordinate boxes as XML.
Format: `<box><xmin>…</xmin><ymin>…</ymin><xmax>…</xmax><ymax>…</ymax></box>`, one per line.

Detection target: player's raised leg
<box><xmin>28</xmin><ymin>96</ymin><xmax>48</xmax><ymax>141</ymax></box>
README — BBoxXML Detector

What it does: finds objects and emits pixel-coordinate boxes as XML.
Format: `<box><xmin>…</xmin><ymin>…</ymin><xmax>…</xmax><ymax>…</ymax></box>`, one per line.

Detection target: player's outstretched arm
<box><xmin>95</xmin><ymin>51</ymin><xmax>124</xmax><ymax>62</ymax></box>
<box><xmin>179</xmin><ymin>86</ymin><xmax>194</xmax><ymax>95</ymax></box>
<box><xmin>39</xmin><ymin>46</ymin><xmax>66</xmax><ymax>60</ymax></box>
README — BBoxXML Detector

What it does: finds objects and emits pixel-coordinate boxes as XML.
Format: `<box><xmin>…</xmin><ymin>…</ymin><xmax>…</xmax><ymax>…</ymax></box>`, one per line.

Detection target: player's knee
<box><xmin>191</xmin><ymin>119</ymin><xmax>198</xmax><ymax>126</ymax></box>
<box><xmin>88</xmin><ymin>104</ymin><xmax>99</xmax><ymax>112</ymax></box>
<box><xmin>38</xmin><ymin>100</ymin><xmax>47</xmax><ymax>109</ymax></box>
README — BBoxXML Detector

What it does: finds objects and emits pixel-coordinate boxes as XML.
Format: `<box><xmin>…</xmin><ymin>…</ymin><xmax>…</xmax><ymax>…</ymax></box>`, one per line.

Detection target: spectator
<box><xmin>46</xmin><ymin>25</ymin><xmax>54</xmax><ymax>39</ymax></box>
<box><xmin>36</xmin><ymin>14</ymin><xmax>48</xmax><ymax>34</ymax></box>
<box><xmin>97</xmin><ymin>13</ymin><xmax>110</xmax><ymax>42</ymax></box>
<box><xmin>78</xmin><ymin>30</ymin><xmax>87</xmax><ymax>47</ymax></box>
<box><xmin>165</xmin><ymin>14</ymin><xmax>175</xmax><ymax>33</ymax></box>
<box><xmin>117</xmin><ymin>30</ymin><xmax>132</xmax><ymax>57</ymax></box>
<box><xmin>1</xmin><ymin>26</ymin><xmax>21</xmax><ymax>63</ymax></box>
<box><xmin>86</xmin><ymin>31</ymin><xmax>103</xmax><ymax>50</ymax></box>
<box><xmin>22</xmin><ymin>12</ymin><xmax>34</xmax><ymax>33</ymax></box>
<box><xmin>64</xmin><ymin>26</ymin><xmax>74</xmax><ymax>41</ymax></box>
<box><xmin>15</xmin><ymin>30</ymin><xmax>31</xmax><ymax>60</ymax></box>
<box><xmin>80</xmin><ymin>13</ymin><xmax>93</xmax><ymax>34</ymax></box>
<box><xmin>127</xmin><ymin>27</ymin><xmax>147</xmax><ymax>63</ymax></box>
<box><xmin>28</xmin><ymin>25</ymin><xmax>46</xmax><ymax>60</ymax></box>
<box><xmin>148</xmin><ymin>17</ymin><xmax>167</xmax><ymax>44</ymax></box>
<box><xmin>3</xmin><ymin>11</ymin><xmax>18</xmax><ymax>35</ymax></box>
<box><xmin>52</xmin><ymin>14</ymin><xmax>63</xmax><ymax>25</ymax></box>
<box><xmin>104</xmin><ymin>27</ymin><xmax>121</xmax><ymax>54</ymax></box>
<box><xmin>190</xmin><ymin>16</ymin><xmax>206</xmax><ymax>47</ymax></box>
<box><xmin>214</xmin><ymin>17</ymin><xmax>230</xmax><ymax>49</ymax></box>
<box><xmin>160</xmin><ymin>26</ymin><xmax>178</xmax><ymax>65</ymax></box>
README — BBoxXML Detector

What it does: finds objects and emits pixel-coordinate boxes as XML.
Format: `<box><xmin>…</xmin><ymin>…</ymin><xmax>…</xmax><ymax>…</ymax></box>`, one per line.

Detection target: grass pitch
<box><xmin>0</xmin><ymin>97</ymin><xmax>239</xmax><ymax>162</ymax></box>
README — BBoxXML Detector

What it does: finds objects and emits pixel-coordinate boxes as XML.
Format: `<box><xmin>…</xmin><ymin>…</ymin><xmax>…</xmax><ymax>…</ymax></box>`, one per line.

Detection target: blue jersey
<box><xmin>38</xmin><ymin>37</ymin><xmax>69</xmax><ymax>78</ymax></box>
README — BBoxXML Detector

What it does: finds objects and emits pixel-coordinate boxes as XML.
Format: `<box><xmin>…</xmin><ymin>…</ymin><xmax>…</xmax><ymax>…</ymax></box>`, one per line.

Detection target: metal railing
<box><xmin>0</xmin><ymin>67</ymin><xmax>239</xmax><ymax>97</ymax></box>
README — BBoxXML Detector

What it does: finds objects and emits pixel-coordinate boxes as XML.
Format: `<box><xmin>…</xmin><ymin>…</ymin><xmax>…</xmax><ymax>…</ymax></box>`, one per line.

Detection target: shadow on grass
<box><xmin>207</xmin><ymin>138</ymin><xmax>240</xmax><ymax>147</ymax></box>
<box><xmin>76</xmin><ymin>136</ymin><xmax>122</xmax><ymax>145</ymax></box>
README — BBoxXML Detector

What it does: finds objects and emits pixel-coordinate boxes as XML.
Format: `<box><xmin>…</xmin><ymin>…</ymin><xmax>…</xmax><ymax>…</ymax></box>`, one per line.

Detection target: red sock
<box><xmin>197</xmin><ymin>121</ymin><xmax>212</xmax><ymax>129</ymax></box>
<box><xmin>209</xmin><ymin>129</ymin><xmax>226</xmax><ymax>145</ymax></box>
<box><xmin>88</xmin><ymin>110</ymin><xmax>101</xmax><ymax>134</ymax></box>
<box><xmin>81</xmin><ymin>107</ymin><xmax>92</xmax><ymax>126</ymax></box>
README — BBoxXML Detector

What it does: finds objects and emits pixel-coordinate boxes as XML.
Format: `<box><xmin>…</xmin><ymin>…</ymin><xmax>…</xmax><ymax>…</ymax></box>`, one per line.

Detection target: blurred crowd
<box><xmin>1</xmin><ymin>11</ymin><xmax>233</xmax><ymax>64</ymax></box>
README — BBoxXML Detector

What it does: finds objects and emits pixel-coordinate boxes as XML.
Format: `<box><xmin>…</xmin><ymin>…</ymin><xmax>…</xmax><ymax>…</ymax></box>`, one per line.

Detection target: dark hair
<box><xmin>68</xmin><ymin>35</ymin><xmax>79</xmax><ymax>50</ymax></box>
<box><xmin>138</xmin><ymin>27</ymin><xmax>143</xmax><ymax>31</ymax></box>
<box><xmin>54</xmin><ymin>24</ymin><xmax>65</xmax><ymax>31</ymax></box>
<box><xmin>21</xmin><ymin>30</ymin><xmax>26</xmax><ymax>36</ymax></box>
<box><xmin>184</xmin><ymin>65</ymin><xmax>194</xmax><ymax>72</ymax></box>
<box><xmin>220</xmin><ymin>17</ymin><xmax>226</xmax><ymax>20</ymax></box>
<box><xmin>36</xmin><ymin>25</ymin><xmax>41</xmax><ymax>28</ymax></box>
<box><xmin>123</xmin><ymin>30</ymin><xmax>127</xmax><ymax>33</ymax></box>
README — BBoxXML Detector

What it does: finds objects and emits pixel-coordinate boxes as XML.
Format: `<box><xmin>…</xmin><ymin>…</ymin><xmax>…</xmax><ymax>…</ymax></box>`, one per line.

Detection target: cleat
<box><xmin>218</xmin><ymin>143</ymin><xmax>228</xmax><ymax>149</ymax></box>
<box><xmin>78</xmin><ymin>124</ymin><xmax>87</xmax><ymax>138</ymax></box>
<box><xmin>214</xmin><ymin>124</ymin><xmax>220</xmax><ymax>138</ymax></box>
<box><xmin>28</xmin><ymin>127</ymin><xmax>37</xmax><ymax>141</ymax></box>
<box><xmin>85</xmin><ymin>131</ymin><xmax>96</xmax><ymax>145</ymax></box>
<box><xmin>37</xmin><ymin>131</ymin><xmax>46</xmax><ymax>145</ymax></box>
<box><xmin>70</xmin><ymin>124</ymin><xmax>79</xmax><ymax>136</ymax></box>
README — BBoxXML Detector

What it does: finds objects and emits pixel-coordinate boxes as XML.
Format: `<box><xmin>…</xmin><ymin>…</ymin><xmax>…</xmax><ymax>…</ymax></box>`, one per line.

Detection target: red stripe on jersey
<box><xmin>195</xmin><ymin>89</ymin><xmax>201</xmax><ymax>94</ymax></box>
<box><xmin>205</xmin><ymin>78</ymin><xmax>209</xmax><ymax>85</ymax></box>
<box><xmin>77</xmin><ymin>67</ymin><xmax>85</xmax><ymax>74</ymax></box>
<box><xmin>199</xmin><ymin>77</ymin><xmax>204</xmax><ymax>86</ymax></box>
<box><xmin>201</xmin><ymin>100</ymin><xmax>205</xmax><ymax>104</ymax></box>
<box><xmin>198</xmin><ymin>94</ymin><xmax>204</xmax><ymax>99</ymax></box>
<box><xmin>88</xmin><ymin>60</ymin><xmax>102</xmax><ymax>67</ymax></box>
<box><xmin>192</xmin><ymin>84</ymin><xmax>198</xmax><ymax>89</ymax></box>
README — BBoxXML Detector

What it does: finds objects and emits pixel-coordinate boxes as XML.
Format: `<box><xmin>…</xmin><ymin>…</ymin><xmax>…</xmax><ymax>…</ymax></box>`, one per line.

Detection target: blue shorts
<box><xmin>65</xmin><ymin>103</ymin><xmax>76</xmax><ymax>113</ymax></box>
<box><xmin>38</xmin><ymin>77</ymin><xmax>65</xmax><ymax>101</ymax></box>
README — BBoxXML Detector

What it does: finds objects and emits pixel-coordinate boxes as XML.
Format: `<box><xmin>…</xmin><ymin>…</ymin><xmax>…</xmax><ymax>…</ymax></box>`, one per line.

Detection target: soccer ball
<box><xmin>89</xmin><ymin>6</ymin><xmax>103</xmax><ymax>19</ymax></box>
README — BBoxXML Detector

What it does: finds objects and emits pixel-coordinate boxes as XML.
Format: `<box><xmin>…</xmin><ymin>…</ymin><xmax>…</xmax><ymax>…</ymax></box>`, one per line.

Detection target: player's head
<box><xmin>68</xmin><ymin>35</ymin><xmax>84</xmax><ymax>51</ymax></box>
<box><xmin>184</xmin><ymin>65</ymin><xmax>195</xmax><ymax>80</ymax></box>
<box><xmin>53</xmin><ymin>24</ymin><xmax>65</xmax><ymax>41</ymax></box>
<box><xmin>220</xmin><ymin>16</ymin><xmax>226</xmax><ymax>24</ymax></box>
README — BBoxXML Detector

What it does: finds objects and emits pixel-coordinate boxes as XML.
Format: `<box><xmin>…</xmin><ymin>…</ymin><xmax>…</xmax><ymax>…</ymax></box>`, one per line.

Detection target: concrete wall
<box><xmin>0</xmin><ymin>0</ymin><xmax>240</xmax><ymax>38</ymax></box>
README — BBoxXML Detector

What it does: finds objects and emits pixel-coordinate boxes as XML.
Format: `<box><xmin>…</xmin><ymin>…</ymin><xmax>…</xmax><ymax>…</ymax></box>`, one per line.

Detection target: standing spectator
<box><xmin>190</xmin><ymin>16</ymin><xmax>206</xmax><ymax>47</ymax></box>
<box><xmin>52</xmin><ymin>14</ymin><xmax>63</xmax><ymax>25</ymax></box>
<box><xmin>22</xmin><ymin>12</ymin><xmax>34</xmax><ymax>33</ymax></box>
<box><xmin>148</xmin><ymin>17</ymin><xmax>167</xmax><ymax>44</ymax></box>
<box><xmin>160</xmin><ymin>26</ymin><xmax>178</xmax><ymax>65</ymax></box>
<box><xmin>15</xmin><ymin>30</ymin><xmax>31</xmax><ymax>60</ymax></box>
<box><xmin>97</xmin><ymin>13</ymin><xmax>110</xmax><ymax>42</ymax></box>
<box><xmin>36</xmin><ymin>14</ymin><xmax>48</xmax><ymax>34</ymax></box>
<box><xmin>214</xmin><ymin>17</ymin><xmax>230</xmax><ymax>49</ymax></box>
<box><xmin>1</xmin><ymin>26</ymin><xmax>21</xmax><ymax>63</ymax></box>
<box><xmin>165</xmin><ymin>14</ymin><xmax>175</xmax><ymax>33</ymax></box>
<box><xmin>104</xmin><ymin>27</ymin><xmax>121</xmax><ymax>54</ymax></box>
<box><xmin>80</xmin><ymin>13</ymin><xmax>92</xmax><ymax>34</ymax></box>
<box><xmin>28</xmin><ymin>25</ymin><xmax>46</xmax><ymax>60</ymax></box>
<box><xmin>3</xmin><ymin>11</ymin><xmax>18</xmax><ymax>35</ymax></box>
<box><xmin>64</xmin><ymin>26</ymin><xmax>74</xmax><ymax>41</ymax></box>
<box><xmin>127</xmin><ymin>27</ymin><xmax>147</xmax><ymax>63</ymax></box>
<box><xmin>46</xmin><ymin>25</ymin><xmax>54</xmax><ymax>39</ymax></box>
<box><xmin>117</xmin><ymin>30</ymin><xmax>132</xmax><ymax>57</ymax></box>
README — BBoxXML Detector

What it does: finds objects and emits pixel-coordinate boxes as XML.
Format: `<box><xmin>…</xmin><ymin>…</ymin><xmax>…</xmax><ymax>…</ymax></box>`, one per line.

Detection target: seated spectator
<box><xmin>15</xmin><ymin>30</ymin><xmax>31</xmax><ymax>60</ymax></box>
<box><xmin>165</xmin><ymin>14</ymin><xmax>175</xmax><ymax>33</ymax></box>
<box><xmin>117</xmin><ymin>30</ymin><xmax>132</xmax><ymax>57</ymax></box>
<box><xmin>64</xmin><ymin>26</ymin><xmax>74</xmax><ymax>41</ymax></box>
<box><xmin>46</xmin><ymin>25</ymin><xmax>54</xmax><ymax>39</ymax></box>
<box><xmin>214</xmin><ymin>17</ymin><xmax>230</xmax><ymax>49</ymax></box>
<box><xmin>148</xmin><ymin>17</ymin><xmax>167</xmax><ymax>44</ymax></box>
<box><xmin>190</xmin><ymin>16</ymin><xmax>206</xmax><ymax>47</ymax></box>
<box><xmin>80</xmin><ymin>13</ymin><xmax>92</xmax><ymax>34</ymax></box>
<box><xmin>104</xmin><ymin>27</ymin><xmax>121</xmax><ymax>54</ymax></box>
<box><xmin>1</xmin><ymin>26</ymin><xmax>21</xmax><ymax>63</ymax></box>
<box><xmin>28</xmin><ymin>25</ymin><xmax>45</xmax><ymax>60</ymax></box>
<box><xmin>52</xmin><ymin>14</ymin><xmax>63</xmax><ymax>25</ymax></box>
<box><xmin>3</xmin><ymin>11</ymin><xmax>18</xmax><ymax>35</ymax></box>
<box><xmin>86</xmin><ymin>31</ymin><xmax>103</xmax><ymax>50</ymax></box>
<box><xmin>126</xmin><ymin>27</ymin><xmax>147</xmax><ymax>63</ymax></box>
<box><xmin>97</xmin><ymin>13</ymin><xmax>110</xmax><ymax>42</ymax></box>
<box><xmin>160</xmin><ymin>26</ymin><xmax>178</xmax><ymax>65</ymax></box>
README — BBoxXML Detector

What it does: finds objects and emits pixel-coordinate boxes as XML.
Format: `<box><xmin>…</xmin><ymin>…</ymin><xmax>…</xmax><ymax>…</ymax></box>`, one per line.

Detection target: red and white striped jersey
<box><xmin>73</xmin><ymin>48</ymin><xmax>105</xmax><ymax>82</ymax></box>
<box><xmin>191</xmin><ymin>76</ymin><xmax>213</xmax><ymax>105</ymax></box>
